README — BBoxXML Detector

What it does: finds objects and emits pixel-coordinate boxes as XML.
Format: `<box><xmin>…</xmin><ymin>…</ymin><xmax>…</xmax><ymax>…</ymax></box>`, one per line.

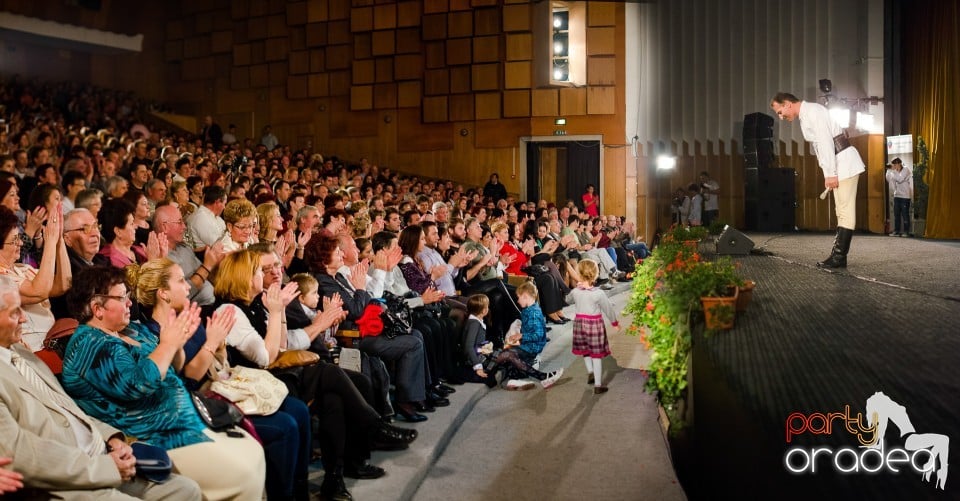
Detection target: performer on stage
<box><xmin>770</xmin><ymin>92</ymin><xmax>865</xmax><ymax>268</ymax></box>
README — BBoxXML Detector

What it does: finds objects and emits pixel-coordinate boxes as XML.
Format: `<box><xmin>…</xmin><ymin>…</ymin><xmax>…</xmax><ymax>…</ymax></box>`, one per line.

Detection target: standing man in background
<box><xmin>699</xmin><ymin>171</ymin><xmax>720</xmax><ymax>227</ymax></box>
<box><xmin>885</xmin><ymin>157</ymin><xmax>913</xmax><ymax>237</ymax></box>
<box><xmin>770</xmin><ymin>92</ymin><xmax>865</xmax><ymax>269</ymax></box>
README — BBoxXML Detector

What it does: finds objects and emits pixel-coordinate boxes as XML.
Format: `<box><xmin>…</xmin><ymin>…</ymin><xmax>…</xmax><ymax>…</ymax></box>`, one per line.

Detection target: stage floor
<box><xmin>685</xmin><ymin>232</ymin><xmax>959</xmax><ymax>500</ymax></box>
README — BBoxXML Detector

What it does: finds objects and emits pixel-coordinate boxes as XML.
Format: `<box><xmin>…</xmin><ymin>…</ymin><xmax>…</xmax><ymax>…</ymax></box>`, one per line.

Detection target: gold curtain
<box><xmin>904</xmin><ymin>0</ymin><xmax>960</xmax><ymax>238</ymax></box>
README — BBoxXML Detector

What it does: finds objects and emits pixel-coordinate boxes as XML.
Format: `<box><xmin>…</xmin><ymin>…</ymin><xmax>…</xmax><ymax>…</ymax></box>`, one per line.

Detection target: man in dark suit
<box><xmin>0</xmin><ymin>276</ymin><xmax>201</xmax><ymax>499</ymax></box>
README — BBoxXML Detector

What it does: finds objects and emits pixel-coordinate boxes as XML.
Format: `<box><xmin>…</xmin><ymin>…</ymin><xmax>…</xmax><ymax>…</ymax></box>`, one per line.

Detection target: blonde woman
<box><xmin>257</xmin><ymin>202</ymin><xmax>298</xmax><ymax>267</ymax></box>
<box><xmin>218</xmin><ymin>198</ymin><xmax>257</xmax><ymax>253</ymax></box>
<box><xmin>212</xmin><ymin>250</ymin><xmax>417</xmax><ymax>499</ymax></box>
<box><xmin>134</xmin><ymin>258</ymin><xmax>312</xmax><ymax>501</ymax></box>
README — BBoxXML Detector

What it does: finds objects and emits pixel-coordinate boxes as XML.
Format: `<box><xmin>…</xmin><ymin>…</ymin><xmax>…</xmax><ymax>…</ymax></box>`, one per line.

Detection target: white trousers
<box><xmin>833</xmin><ymin>174</ymin><xmax>860</xmax><ymax>230</ymax></box>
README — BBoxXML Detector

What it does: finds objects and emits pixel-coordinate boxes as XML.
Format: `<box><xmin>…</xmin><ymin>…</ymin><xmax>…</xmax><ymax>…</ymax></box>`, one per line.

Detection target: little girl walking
<box><xmin>566</xmin><ymin>259</ymin><xmax>620</xmax><ymax>394</ymax></box>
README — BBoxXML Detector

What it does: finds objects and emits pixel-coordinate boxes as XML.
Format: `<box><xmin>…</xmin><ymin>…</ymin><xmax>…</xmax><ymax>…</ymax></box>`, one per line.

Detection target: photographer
<box><xmin>885</xmin><ymin>158</ymin><xmax>913</xmax><ymax>237</ymax></box>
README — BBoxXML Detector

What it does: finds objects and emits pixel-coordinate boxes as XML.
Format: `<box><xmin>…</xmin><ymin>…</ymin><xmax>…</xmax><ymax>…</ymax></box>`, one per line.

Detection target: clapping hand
<box><xmin>296</xmin><ymin>228</ymin><xmax>313</xmax><ymax>250</ymax></box>
<box><xmin>146</xmin><ymin>231</ymin><xmax>170</xmax><ymax>260</ymax></box>
<box><xmin>429</xmin><ymin>263</ymin><xmax>447</xmax><ymax>280</ymax></box>
<box><xmin>203</xmin><ymin>241</ymin><xmax>227</xmax><ymax>270</ymax></box>
<box><xmin>349</xmin><ymin>259</ymin><xmax>369</xmax><ymax>290</ymax></box>
<box><xmin>204</xmin><ymin>306</ymin><xmax>237</xmax><ymax>349</ymax></box>
<box><xmin>422</xmin><ymin>286</ymin><xmax>444</xmax><ymax>304</ymax></box>
<box><xmin>521</xmin><ymin>238</ymin><xmax>536</xmax><ymax>255</ymax></box>
<box><xmin>41</xmin><ymin>204</ymin><xmax>61</xmax><ymax>245</ymax></box>
<box><xmin>25</xmin><ymin>206</ymin><xmax>47</xmax><ymax>238</ymax></box>
<box><xmin>158</xmin><ymin>302</ymin><xmax>201</xmax><ymax>349</ymax></box>
<box><xmin>500</xmin><ymin>253</ymin><xmax>516</xmax><ymax>267</ymax></box>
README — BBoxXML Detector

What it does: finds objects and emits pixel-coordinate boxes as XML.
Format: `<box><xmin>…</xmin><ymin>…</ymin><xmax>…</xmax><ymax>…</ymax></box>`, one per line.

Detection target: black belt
<box><xmin>833</xmin><ymin>132</ymin><xmax>851</xmax><ymax>154</ymax></box>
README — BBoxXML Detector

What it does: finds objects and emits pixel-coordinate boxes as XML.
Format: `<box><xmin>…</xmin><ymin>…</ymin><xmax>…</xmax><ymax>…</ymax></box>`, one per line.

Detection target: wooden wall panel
<box><xmin>422</xmin><ymin>14</ymin><xmax>448</xmax><ymax>40</ymax></box>
<box><xmin>502</xmin><ymin>4</ymin><xmax>530</xmax><ymax>32</ymax></box>
<box><xmin>373</xmin><ymin>4</ymin><xmax>397</xmax><ymax>30</ymax></box>
<box><xmin>446</xmin><ymin>39</ymin><xmax>472</xmax><ymax>65</ymax></box>
<box><xmin>471</xmin><ymin>63</ymin><xmax>499</xmax><ymax>91</ymax></box>
<box><xmin>308</xmin><ymin>74</ymin><xmax>330</xmax><ymax>97</ymax></box>
<box><xmin>449</xmin><ymin>94</ymin><xmax>475</xmax><ymax>121</ymax></box>
<box><xmin>234</xmin><ymin>44</ymin><xmax>251</xmax><ymax>65</ymax></box>
<box><xmin>475</xmin><ymin>118</ymin><xmax>528</xmax><ymax>148</ymax></box>
<box><xmin>587</xmin><ymin>86</ymin><xmax>615</xmax><ymax>115</ymax></box>
<box><xmin>504</xmin><ymin>61</ymin><xmax>531</xmax><ymax>89</ymax></box>
<box><xmin>397</xmin><ymin>81</ymin><xmax>422</xmax><ymax>107</ymax></box>
<box><xmin>532</xmin><ymin>88</ymin><xmax>559</xmax><ymax>116</ymax></box>
<box><xmin>375</xmin><ymin>57</ymin><xmax>394</xmax><ymax>83</ymax></box>
<box><xmin>288</xmin><ymin>75</ymin><xmax>308</xmax><ymax>99</ymax></box>
<box><xmin>396</xmin><ymin>28</ymin><xmax>421</xmax><ymax>53</ymax></box>
<box><xmin>503</xmin><ymin>90</ymin><xmax>530</xmax><ymax>117</ymax></box>
<box><xmin>447</xmin><ymin>11</ymin><xmax>474</xmax><ymax>38</ymax></box>
<box><xmin>328</xmin><ymin>21</ymin><xmax>351</xmax><ymax>44</ymax></box>
<box><xmin>249</xmin><ymin>64</ymin><xmax>269</xmax><ymax>87</ymax></box>
<box><xmin>309</xmin><ymin>50</ymin><xmax>326</xmax><ymax>72</ymax></box>
<box><xmin>351</xmin><ymin>7</ymin><xmax>373</xmax><ymax>32</ymax></box>
<box><xmin>559</xmin><ymin>87</ymin><xmax>587</xmax><ymax>116</ymax></box>
<box><xmin>351</xmin><ymin>85</ymin><xmax>374</xmax><ymax>110</ymax></box>
<box><xmin>449</xmin><ymin>66</ymin><xmax>472</xmax><ymax>93</ymax></box>
<box><xmin>330</xmin><ymin>110</ymin><xmax>379</xmax><ymax>138</ymax></box>
<box><xmin>474</xmin><ymin>92</ymin><xmax>501</xmax><ymax>120</ymax></box>
<box><xmin>287</xmin><ymin>2</ymin><xmax>308</xmax><ymax>25</ymax></box>
<box><xmin>472</xmin><ymin>36</ymin><xmax>500</xmax><ymax>63</ymax></box>
<box><xmin>474</xmin><ymin>8</ymin><xmax>500</xmax><ymax>36</ymax></box>
<box><xmin>587</xmin><ymin>56</ymin><xmax>615</xmax><ymax>86</ymax></box>
<box><xmin>397</xmin><ymin>109</ymin><xmax>455</xmax><ymax>151</ymax></box>
<box><xmin>397</xmin><ymin>1</ymin><xmax>422</xmax><ymax>27</ymax></box>
<box><xmin>306</xmin><ymin>23</ymin><xmax>327</xmax><ymax>46</ymax></box>
<box><xmin>422</xmin><ymin>96</ymin><xmax>449</xmax><ymax>123</ymax></box>
<box><xmin>353</xmin><ymin>59</ymin><xmax>375</xmax><ymax>84</ymax></box>
<box><xmin>307</xmin><ymin>1</ymin><xmax>328</xmax><ymax>23</ymax></box>
<box><xmin>371</xmin><ymin>30</ymin><xmax>396</xmax><ymax>56</ymax></box>
<box><xmin>329</xmin><ymin>71</ymin><xmax>352</xmax><ymax>95</ymax></box>
<box><xmin>425</xmin><ymin>42</ymin><xmax>446</xmax><ymax>68</ymax></box>
<box><xmin>354</xmin><ymin>33</ymin><xmax>372</xmax><ymax>58</ymax></box>
<box><xmin>505</xmin><ymin>33</ymin><xmax>533</xmax><ymax>61</ymax></box>
<box><xmin>393</xmin><ymin>54</ymin><xmax>424</xmax><ymax>80</ymax></box>
<box><xmin>586</xmin><ymin>27</ymin><xmax>615</xmax><ymax>56</ymax></box>
<box><xmin>373</xmin><ymin>83</ymin><xmax>397</xmax><ymax>110</ymax></box>
<box><xmin>424</xmin><ymin>69</ymin><xmax>451</xmax><ymax>95</ymax></box>
<box><xmin>423</xmin><ymin>0</ymin><xmax>450</xmax><ymax>15</ymax></box>
<box><xmin>326</xmin><ymin>45</ymin><xmax>352</xmax><ymax>69</ymax></box>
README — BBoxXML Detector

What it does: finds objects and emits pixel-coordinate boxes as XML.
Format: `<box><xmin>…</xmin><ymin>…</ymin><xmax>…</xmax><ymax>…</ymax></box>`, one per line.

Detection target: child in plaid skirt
<box><xmin>565</xmin><ymin>259</ymin><xmax>620</xmax><ymax>394</ymax></box>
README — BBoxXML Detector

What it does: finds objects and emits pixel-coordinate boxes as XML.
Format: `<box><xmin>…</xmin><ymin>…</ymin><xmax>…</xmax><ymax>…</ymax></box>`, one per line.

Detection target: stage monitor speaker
<box><xmin>743</xmin><ymin>139</ymin><xmax>774</xmax><ymax>168</ymax></box>
<box><xmin>716</xmin><ymin>226</ymin><xmax>755</xmax><ymax>255</ymax></box>
<box><xmin>743</xmin><ymin>112</ymin><xmax>774</xmax><ymax>141</ymax></box>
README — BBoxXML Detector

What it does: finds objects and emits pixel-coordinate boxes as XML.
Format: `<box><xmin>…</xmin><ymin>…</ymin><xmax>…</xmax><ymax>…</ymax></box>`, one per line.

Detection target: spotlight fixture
<box><xmin>553</xmin><ymin>60</ymin><xmax>569</xmax><ymax>82</ymax></box>
<box><xmin>819</xmin><ymin>79</ymin><xmax>833</xmax><ymax>94</ymax></box>
<box><xmin>553</xmin><ymin>11</ymin><xmax>568</xmax><ymax>30</ymax></box>
<box><xmin>656</xmin><ymin>155</ymin><xmax>676</xmax><ymax>171</ymax></box>
<box><xmin>829</xmin><ymin>107</ymin><xmax>851</xmax><ymax>128</ymax></box>
<box><xmin>553</xmin><ymin>33</ymin><xmax>568</xmax><ymax>57</ymax></box>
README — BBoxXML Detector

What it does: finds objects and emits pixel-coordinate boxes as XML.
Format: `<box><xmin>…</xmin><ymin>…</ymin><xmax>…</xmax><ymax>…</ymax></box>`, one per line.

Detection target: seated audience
<box><xmin>0</xmin><ymin>275</ymin><xmax>202</xmax><ymax>500</ymax></box>
<box><xmin>60</xmin><ymin>266</ymin><xmax>267</xmax><ymax>500</ymax></box>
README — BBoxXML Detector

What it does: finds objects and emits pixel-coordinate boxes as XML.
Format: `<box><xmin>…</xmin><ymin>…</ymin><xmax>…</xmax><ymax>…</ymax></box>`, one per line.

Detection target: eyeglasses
<box><xmin>4</xmin><ymin>237</ymin><xmax>23</xmax><ymax>247</ymax></box>
<box><xmin>233</xmin><ymin>223</ymin><xmax>255</xmax><ymax>231</ymax></box>
<box><xmin>261</xmin><ymin>262</ymin><xmax>282</xmax><ymax>274</ymax></box>
<box><xmin>94</xmin><ymin>291</ymin><xmax>132</xmax><ymax>302</ymax></box>
<box><xmin>162</xmin><ymin>220</ymin><xmax>184</xmax><ymax>226</ymax></box>
<box><xmin>65</xmin><ymin>223</ymin><xmax>102</xmax><ymax>235</ymax></box>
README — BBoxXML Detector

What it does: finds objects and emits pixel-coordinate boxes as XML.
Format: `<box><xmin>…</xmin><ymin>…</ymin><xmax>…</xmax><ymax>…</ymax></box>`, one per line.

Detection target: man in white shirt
<box><xmin>771</xmin><ymin>92</ymin><xmax>865</xmax><ymax>268</ymax></box>
<box><xmin>885</xmin><ymin>158</ymin><xmax>913</xmax><ymax>237</ymax></box>
<box><xmin>186</xmin><ymin>186</ymin><xmax>227</xmax><ymax>251</ymax></box>
<box><xmin>699</xmin><ymin>171</ymin><xmax>720</xmax><ymax>226</ymax></box>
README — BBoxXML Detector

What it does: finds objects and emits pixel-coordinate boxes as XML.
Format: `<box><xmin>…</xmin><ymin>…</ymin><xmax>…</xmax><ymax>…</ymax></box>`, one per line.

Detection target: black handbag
<box><xmin>190</xmin><ymin>391</ymin><xmax>244</xmax><ymax>435</ymax></box>
<box><xmin>130</xmin><ymin>442</ymin><xmax>172</xmax><ymax>483</ymax></box>
<box><xmin>378</xmin><ymin>291</ymin><xmax>413</xmax><ymax>339</ymax></box>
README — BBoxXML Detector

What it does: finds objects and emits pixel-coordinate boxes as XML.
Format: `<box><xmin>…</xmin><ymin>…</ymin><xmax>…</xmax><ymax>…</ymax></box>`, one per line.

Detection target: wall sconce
<box><xmin>459</xmin><ymin>128</ymin><xmax>469</xmax><ymax>136</ymax></box>
<box><xmin>383</xmin><ymin>114</ymin><xmax>392</xmax><ymax>124</ymax></box>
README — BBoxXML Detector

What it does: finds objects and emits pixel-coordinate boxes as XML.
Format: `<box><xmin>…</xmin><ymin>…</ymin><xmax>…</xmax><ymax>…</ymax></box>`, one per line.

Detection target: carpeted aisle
<box><xmin>412</xmin><ymin>284</ymin><xmax>686</xmax><ymax>501</ymax></box>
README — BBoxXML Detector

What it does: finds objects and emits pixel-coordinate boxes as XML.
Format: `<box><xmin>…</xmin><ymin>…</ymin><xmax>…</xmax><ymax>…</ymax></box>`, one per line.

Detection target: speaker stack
<box><xmin>742</xmin><ymin>112</ymin><xmax>796</xmax><ymax>232</ymax></box>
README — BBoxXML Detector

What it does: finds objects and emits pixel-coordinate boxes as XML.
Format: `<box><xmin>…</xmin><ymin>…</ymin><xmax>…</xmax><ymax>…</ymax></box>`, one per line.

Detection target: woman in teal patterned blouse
<box><xmin>61</xmin><ymin>265</ymin><xmax>266</xmax><ymax>501</ymax></box>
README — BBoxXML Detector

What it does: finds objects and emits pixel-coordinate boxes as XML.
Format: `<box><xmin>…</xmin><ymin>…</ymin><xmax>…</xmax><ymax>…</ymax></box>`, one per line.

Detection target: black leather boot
<box><xmin>817</xmin><ymin>227</ymin><xmax>852</xmax><ymax>268</ymax></box>
<box><xmin>320</xmin><ymin>467</ymin><xmax>353</xmax><ymax>501</ymax></box>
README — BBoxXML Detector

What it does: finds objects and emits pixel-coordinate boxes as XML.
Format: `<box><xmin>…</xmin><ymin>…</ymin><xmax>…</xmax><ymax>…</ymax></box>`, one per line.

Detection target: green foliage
<box><xmin>667</xmin><ymin>224</ymin><xmax>708</xmax><ymax>242</ymax></box>
<box><xmin>624</xmin><ymin>232</ymin><xmax>742</xmax><ymax>414</ymax></box>
<box><xmin>707</xmin><ymin>219</ymin><xmax>727</xmax><ymax>235</ymax></box>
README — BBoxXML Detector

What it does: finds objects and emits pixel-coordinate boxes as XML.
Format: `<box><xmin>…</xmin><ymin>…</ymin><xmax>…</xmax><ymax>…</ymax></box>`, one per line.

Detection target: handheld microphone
<box><xmin>819</xmin><ymin>188</ymin><xmax>832</xmax><ymax>200</ymax></box>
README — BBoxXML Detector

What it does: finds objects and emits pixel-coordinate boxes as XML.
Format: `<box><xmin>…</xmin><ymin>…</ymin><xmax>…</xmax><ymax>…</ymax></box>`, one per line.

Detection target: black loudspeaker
<box><xmin>743</xmin><ymin>112</ymin><xmax>774</xmax><ymax>141</ymax></box>
<box><xmin>744</xmin><ymin>168</ymin><xmax>796</xmax><ymax>231</ymax></box>
<box><xmin>743</xmin><ymin>139</ymin><xmax>774</xmax><ymax>168</ymax></box>
<box><xmin>716</xmin><ymin>226</ymin><xmax>755</xmax><ymax>255</ymax></box>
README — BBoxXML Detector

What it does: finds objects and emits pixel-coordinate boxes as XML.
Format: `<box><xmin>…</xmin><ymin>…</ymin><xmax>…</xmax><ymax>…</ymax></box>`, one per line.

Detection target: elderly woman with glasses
<box><xmin>60</xmin><ymin>265</ymin><xmax>267</xmax><ymax>500</ymax></box>
<box><xmin>0</xmin><ymin>206</ymin><xmax>70</xmax><ymax>352</ymax></box>
<box><xmin>97</xmin><ymin>199</ymin><xmax>166</xmax><ymax>269</ymax></box>
<box><xmin>218</xmin><ymin>198</ymin><xmax>257</xmax><ymax>253</ymax></box>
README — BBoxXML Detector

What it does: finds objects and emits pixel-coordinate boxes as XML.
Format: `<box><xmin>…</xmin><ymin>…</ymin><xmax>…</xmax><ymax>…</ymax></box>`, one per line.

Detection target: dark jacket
<box><xmin>315</xmin><ymin>271</ymin><xmax>372</xmax><ymax>331</ymax></box>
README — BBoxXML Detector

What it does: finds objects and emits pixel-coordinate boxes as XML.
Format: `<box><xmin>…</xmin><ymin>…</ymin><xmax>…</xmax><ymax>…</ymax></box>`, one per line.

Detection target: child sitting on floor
<box><xmin>462</xmin><ymin>294</ymin><xmax>562</xmax><ymax>390</ymax></box>
<box><xmin>500</xmin><ymin>281</ymin><xmax>551</xmax><ymax>387</ymax></box>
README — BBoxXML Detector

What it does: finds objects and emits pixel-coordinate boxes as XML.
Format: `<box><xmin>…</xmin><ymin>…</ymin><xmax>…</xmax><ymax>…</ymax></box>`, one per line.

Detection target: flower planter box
<box><xmin>700</xmin><ymin>287</ymin><xmax>738</xmax><ymax>330</ymax></box>
<box><xmin>736</xmin><ymin>280</ymin><xmax>756</xmax><ymax>312</ymax></box>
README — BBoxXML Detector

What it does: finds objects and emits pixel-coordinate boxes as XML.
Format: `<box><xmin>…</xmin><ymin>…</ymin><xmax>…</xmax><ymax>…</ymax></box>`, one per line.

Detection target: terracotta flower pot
<box><xmin>701</xmin><ymin>287</ymin><xmax>738</xmax><ymax>330</ymax></box>
<box><xmin>736</xmin><ymin>280</ymin><xmax>756</xmax><ymax>312</ymax></box>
